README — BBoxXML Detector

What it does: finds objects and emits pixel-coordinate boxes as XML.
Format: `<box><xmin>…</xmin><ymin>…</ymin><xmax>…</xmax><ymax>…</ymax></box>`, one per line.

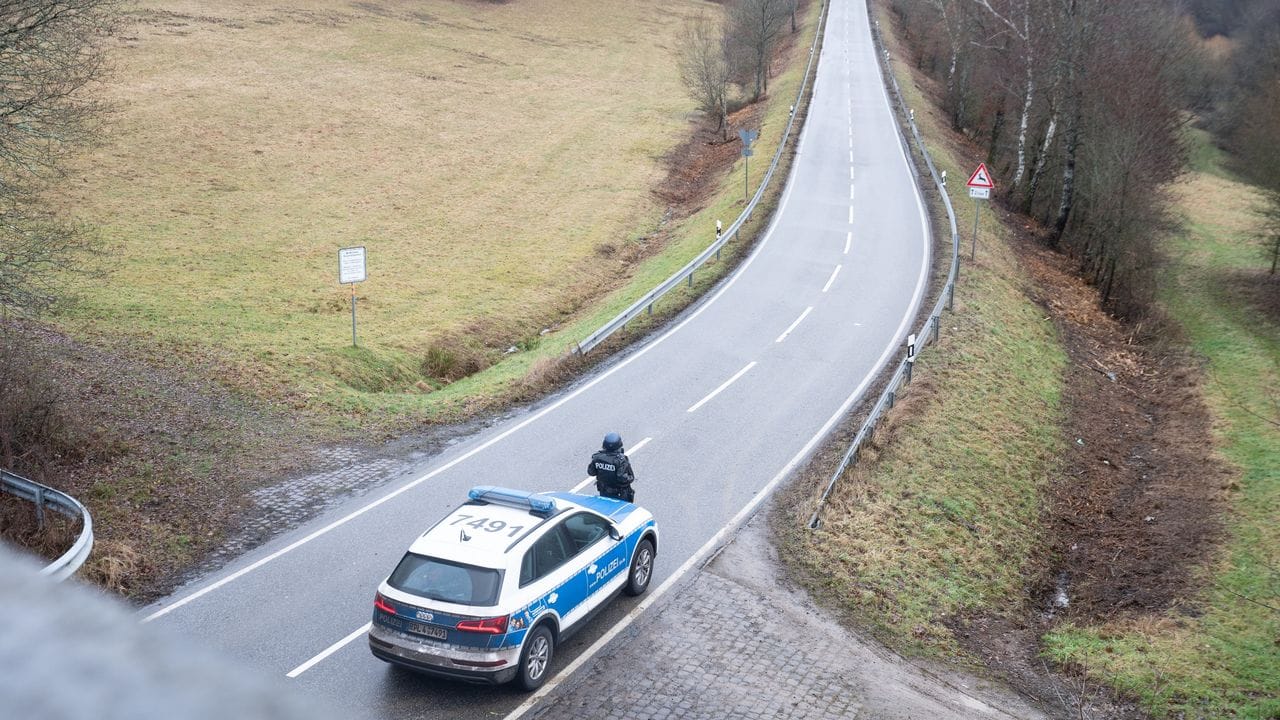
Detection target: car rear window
<box><xmin>387</xmin><ymin>553</ymin><xmax>502</xmax><ymax>607</ymax></box>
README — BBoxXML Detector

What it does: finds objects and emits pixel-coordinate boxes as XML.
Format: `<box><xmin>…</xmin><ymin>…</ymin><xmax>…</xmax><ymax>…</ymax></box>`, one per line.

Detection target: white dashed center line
<box><xmin>286</xmin><ymin>622</ymin><xmax>371</xmax><ymax>679</ymax></box>
<box><xmin>844</xmin><ymin>231</ymin><xmax>852</xmax><ymax>254</ymax></box>
<box><xmin>822</xmin><ymin>265</ymin><xmax>842</xmax><ymax>293</ymax></box>
<box><xmin>687</xmin><ymin>362</ymin><xmax>757</xmax><ymax>414</ymax></box>
<box><xmin>775</xmin><ymin>306</ymin><xmax>814</xmax><ymax>344</ymax></box>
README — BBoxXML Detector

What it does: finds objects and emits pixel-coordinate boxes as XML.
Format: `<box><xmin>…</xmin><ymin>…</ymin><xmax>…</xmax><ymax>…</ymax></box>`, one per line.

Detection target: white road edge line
<box><xmin>141</xmin><ymin>79</ymin><xmax>816</xmax><ymax>624</ymax></box>
<box><xmin>286</xmin><ymin>622</ymin><xmax>370</xmax><ymax>679</ymax></box>
<box><xmin>686</xmin><ymin>362</ymin><xmax>757</xmax><ymax>414</ymax></box>
<box><xmin>822</xmin><ymin>264</ymin><xmax>843</xmax><ymax>293</ymax></box>
<box><xmin>844</xmin><ymin>231</ymin><xmax>852</xmax><ymax>254</ymax></box>
<box><xmin>286</xmin><ymin>438</ymin><xmax>657</xmax><ymax>679</ymax></box>
<box><xmin>570</xmin><ymin>437</ymin><xmax>652</xmax><ymax>493</ymax></box>
<box><xmin>775</xmin><ymin>306</ymin><xmax>814</xmax><ymax>343</ymax></box>
<box><xmin>848</xmin><ymin>205</ymin><xmax>854</xmax><ymax>224</ymax></box>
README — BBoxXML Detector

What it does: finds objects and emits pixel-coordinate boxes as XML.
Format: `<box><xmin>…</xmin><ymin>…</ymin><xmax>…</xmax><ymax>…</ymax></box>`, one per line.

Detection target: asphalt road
<box><xmin>142</xmin><ymin>0</ymin><xmax>931</xmax><ymax>717</ymax></box>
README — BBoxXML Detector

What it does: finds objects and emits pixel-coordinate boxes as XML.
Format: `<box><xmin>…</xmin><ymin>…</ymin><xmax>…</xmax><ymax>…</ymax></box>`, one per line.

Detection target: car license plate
<box><xmin>408</xmin><ymin>622</ymin><xmax>447</xmax><ymax>640</ymax></box>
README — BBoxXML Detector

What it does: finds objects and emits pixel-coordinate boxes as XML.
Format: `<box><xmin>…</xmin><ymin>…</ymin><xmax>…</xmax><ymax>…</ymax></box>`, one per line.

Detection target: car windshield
<box><xmin>387</xmin><ymin>553</ymin><xmax>502</xmax><ymax>606</ymax></box>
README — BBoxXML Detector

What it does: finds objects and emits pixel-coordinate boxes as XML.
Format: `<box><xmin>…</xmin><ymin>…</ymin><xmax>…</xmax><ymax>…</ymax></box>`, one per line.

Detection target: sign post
<box><xmin>965</xmin><ymin>163</ymin><xmax>995</xmax><ymax>261</ymax></box>
<box><xmin>738</xmin><ymin>128</ymin><xmax>758</xmax><ymax>202</ymax></box>
<box><xmin>338</xmin><ymin>246</ymin><xmax>367</xmax><ymax>347</ymax></box>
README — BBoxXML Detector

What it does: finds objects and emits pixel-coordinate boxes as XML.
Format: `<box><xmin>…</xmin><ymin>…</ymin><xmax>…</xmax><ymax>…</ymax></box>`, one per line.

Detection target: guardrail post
<box><xmin>34</xmin><ymin>487</ymin><xmax>45</xmax><ymax>530</ymax></box>
<box><xmin>687</xmin><ymin>273</ymin><xmax>693</xmax><ymax>288</ymax></box>
<box><xmin>887</xmin><ymin>390</ymin><xmax>896</xmax><ymax>408</ymax></box>
<box><xmin>647</xmin><ymin>303</ymin><xmax>653</xmax><ymax>316</ymax></box>
<box><xmin>931</xmin><ymin>315</ymin><xmax>941</xmax><ymax>343</ymax></box>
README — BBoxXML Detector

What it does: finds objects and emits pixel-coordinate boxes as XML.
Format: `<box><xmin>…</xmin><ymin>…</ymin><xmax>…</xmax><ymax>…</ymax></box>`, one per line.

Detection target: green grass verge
<box><xmin>1042</xmin><ymin>169</ymin><xmax>1280</xmax><ymax>719</ymax></box>
<box><xmin>776</xmin><ymin>9</ymin><xmax>1067</xmax><ymax>656</ymax></box>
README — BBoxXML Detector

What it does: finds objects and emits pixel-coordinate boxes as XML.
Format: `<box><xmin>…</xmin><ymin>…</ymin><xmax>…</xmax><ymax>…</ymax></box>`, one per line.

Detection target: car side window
<box><xmin>562</xmin><ymin>512</ymin><xmax>611</xmax><ymax>554</ymax></box>
<box><xmin>520</xmin><ymin>525</ymin><xmax>572</xmax><ymax>587</ymax></box>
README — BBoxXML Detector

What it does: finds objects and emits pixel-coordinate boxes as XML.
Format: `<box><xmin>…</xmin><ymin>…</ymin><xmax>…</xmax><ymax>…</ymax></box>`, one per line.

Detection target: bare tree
<box><xmin>676</xmin><ymin>12</ymin><xmax>732</xmax><ymax>140</ymax></box>
<box><xmin>728</xmin><ymin>0</ymin><xmax>791</xmax><ymax>100</ymax></box>
<box><xmin>0</xmin><ymin>0</ymin><xmax>118</xmax><ymax>317</ymax></box>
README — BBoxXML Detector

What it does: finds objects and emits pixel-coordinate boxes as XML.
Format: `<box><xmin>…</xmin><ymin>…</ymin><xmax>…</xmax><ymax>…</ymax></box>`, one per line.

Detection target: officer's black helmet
<box><xmin>602</xmin><ymin>432</ymin><xmax>623</xmax><ymax>452</ymax></box>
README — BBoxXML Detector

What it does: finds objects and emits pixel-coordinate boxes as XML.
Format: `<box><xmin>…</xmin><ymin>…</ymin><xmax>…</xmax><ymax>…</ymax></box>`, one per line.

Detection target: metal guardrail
<box><xmin>2</xmin><ymin>469</ymin><xmax>94</xmax><ymax>580</ymax></box>
<box><xmin>808</xmin><ymin>13</ymin><xmax>962</xmax><ymax>529</ymax></box>
<box><xmin>575</xmin><ymin>0</ymin><xmax>829</xmax><ymax>356</ymax></box>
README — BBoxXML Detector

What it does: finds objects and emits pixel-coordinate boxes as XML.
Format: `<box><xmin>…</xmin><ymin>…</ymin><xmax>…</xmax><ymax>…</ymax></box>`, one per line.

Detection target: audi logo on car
<box><xmin>415</xmin><ymin>610</ymin><xmax>434</xmax><ymax>622</ymax></box>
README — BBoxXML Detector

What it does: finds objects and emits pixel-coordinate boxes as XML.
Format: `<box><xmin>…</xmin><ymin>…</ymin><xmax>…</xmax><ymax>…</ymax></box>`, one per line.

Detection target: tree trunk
<box><xmin>1053</xmin><ymin>103</ymin><xmax>1080</xmax><ymax>242</ymax></box>
<box><xmin>987</xmin><ymin>100</ymin><xmax>1005</xmax><ymax>165</ymax></box>
<box><xmin>1024</xmin><ymin>111</ymin><xmax>1057</xmax><ymax>212</ymax></box>
<box><xmin>1011</xmin><ymin>62</ymin><xmax>1033</xmax><ymax>188</ymax></box>
<box><xmin>1100</xmin><ymin>256</ymin><xmax>1117</xmax><ymax>306</ymax></box>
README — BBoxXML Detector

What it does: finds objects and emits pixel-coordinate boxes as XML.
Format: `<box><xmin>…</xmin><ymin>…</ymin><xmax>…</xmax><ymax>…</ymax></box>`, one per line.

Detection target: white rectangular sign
<box><xmin>338</xmin><ymin>246</ymin><xmax>366</xmax><ymax>284</ymax></box>
<box><xmin>968</xmin><ymin>187</ymin><xmax>990</xmax><ymax>200</ymax></box>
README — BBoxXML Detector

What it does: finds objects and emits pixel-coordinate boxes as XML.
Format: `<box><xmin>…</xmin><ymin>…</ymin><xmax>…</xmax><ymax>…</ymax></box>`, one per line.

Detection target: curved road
<box><xmin>142</xmin><ymin>0</ymin><xmax>929</xmax><ymax>717</ymax></box>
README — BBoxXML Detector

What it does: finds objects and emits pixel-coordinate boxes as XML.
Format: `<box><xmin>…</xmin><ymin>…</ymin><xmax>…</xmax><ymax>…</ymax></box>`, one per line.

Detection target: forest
<box><xmin>888</xmin><ymin>0</ymin><xmax>1280</xmax><ymax>313</ymax></box>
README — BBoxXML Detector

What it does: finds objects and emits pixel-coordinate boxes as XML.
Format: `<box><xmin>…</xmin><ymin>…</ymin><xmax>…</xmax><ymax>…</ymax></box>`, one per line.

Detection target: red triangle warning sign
<box><xmin>967</xmin><ymin>163</ymin><xmax>995</xmax><ymax>189</ymax></box>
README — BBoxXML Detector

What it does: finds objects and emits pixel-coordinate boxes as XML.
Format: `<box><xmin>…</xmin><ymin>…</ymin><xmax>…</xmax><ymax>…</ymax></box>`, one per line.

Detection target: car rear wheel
<box><xmin>517</xmin><ymin>625</ymin><xmax>554</xmax><ymax>691</ymax></box>
<box><xmin>623</xmin><ymin>538</ymin><xmax>654</xmax><ymax>597</ymax></box>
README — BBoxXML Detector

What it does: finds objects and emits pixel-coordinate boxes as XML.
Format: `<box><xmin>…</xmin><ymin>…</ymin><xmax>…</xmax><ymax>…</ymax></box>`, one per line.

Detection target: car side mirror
<box><xmin>608</xmin><ymin>526</ymin><xmax>622</xmax><ymax>542</ymax></box>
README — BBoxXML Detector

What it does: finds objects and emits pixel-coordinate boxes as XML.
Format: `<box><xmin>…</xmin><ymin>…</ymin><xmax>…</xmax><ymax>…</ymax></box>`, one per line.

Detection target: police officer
<box><xmin>587</xmin><ymin>432</ymin><xmax>636</xmax><ymax>502</ymax></box>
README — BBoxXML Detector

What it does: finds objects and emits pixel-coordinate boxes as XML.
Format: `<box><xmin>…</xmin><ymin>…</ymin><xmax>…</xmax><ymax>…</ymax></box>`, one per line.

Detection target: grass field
<box><xmin>777</xmin><ymin>8</ymin><xmax>1067</xmax><ymax>655</ymax></box>
<box><xmin>59</xmin><ymin>0</ymin><xmax>722</xmax><ymax>423</ymax></box>
<box><xmin>1043</xmin><ymin>167</ymin><xmax>1280</xmax><ymax>719</ymax></box>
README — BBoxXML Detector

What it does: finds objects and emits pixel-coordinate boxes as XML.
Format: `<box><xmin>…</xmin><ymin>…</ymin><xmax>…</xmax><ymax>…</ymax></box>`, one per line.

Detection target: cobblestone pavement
<box><xmin>532</xmin><ymin>515</ymin><xmax>1052</xmax><ymax>720</ymax></box>
<box><xmin>192</xmin><ymin>418</ymin><xmax>488</xmax><ymax>576</ymax></box>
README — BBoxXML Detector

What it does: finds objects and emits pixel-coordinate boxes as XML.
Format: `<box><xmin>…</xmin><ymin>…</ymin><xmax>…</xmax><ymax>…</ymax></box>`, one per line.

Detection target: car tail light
<box><xmin>455</xmin><ymin>615</ymin><xmax>508</xmax><ymax>634</ymax></box>
<box><xmin>374</xmin><ymin>593</ymin><xmax>396</xmax><ymax>615</ymax></box>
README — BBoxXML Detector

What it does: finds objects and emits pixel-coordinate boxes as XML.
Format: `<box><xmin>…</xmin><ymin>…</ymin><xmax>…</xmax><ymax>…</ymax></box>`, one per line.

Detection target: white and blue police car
<box><xmin>368</xmin><ymin>486</ymin><xmax>658</xmax><ymax>690</ymax></box>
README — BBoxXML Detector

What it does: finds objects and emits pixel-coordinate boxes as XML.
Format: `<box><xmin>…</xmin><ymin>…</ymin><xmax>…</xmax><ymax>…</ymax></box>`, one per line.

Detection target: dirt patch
<box><xmin>942</xmin><ymin>223</ymin><xmax>1233</xmax><ymax>718</ymax></box>
<box><xmin>652</xmin><ymin>103</ymin><xmax>764</xmax><ymax>214</ymax></box>
<box><xmin>1016</xmin><ymin>238</ymin><xmax>1230</xmax><ymax>618</ymax></box>
<box><xmin>1</xmin><ymin>320</ymin><xmax>319</xmax><ymax>598</ymax></box>
<box><xmin>1221</xmin><ymin>266</ymin><xmax>1280</xmax><ymax>323</ymax></box>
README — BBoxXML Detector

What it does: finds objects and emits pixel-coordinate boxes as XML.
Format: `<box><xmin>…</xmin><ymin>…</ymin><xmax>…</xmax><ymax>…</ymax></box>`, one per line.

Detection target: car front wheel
<box><xmin>623</xmin><ymin>538</ymin><xmax>654</xmax><ymax>597</ymax></box>
<box><xmin>517</xmin><ymin>625</ymin><xmax>554</xmax><ymax>691</ymax></box>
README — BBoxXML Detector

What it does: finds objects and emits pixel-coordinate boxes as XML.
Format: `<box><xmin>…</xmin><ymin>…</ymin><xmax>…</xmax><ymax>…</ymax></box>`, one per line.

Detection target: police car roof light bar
<box><xmin>467</xmin><ymin>486</ymin><xmax>558</xmax><ymax>516</ymax></box>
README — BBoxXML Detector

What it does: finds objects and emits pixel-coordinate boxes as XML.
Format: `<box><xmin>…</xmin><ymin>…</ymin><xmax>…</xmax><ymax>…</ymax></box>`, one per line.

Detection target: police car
<box><xmin>368</xmin><ymin>486</ymin><xmax>658</xmax><ymax>690</ymax></box>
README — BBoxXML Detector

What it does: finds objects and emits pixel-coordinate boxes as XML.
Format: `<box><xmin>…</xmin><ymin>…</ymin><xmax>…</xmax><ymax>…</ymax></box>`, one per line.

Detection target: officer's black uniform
<box><xmin>588</xmin><ymin>449</ymin><xmax>635</xmax><ymax>502</ymax></box>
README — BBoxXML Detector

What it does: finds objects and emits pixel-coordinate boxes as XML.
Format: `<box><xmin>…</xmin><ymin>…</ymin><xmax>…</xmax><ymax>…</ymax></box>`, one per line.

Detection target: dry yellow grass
<box><xmin>62</xmin><ymin>0</ymin><xmax>705</xmax><ymax>400</ymax></box>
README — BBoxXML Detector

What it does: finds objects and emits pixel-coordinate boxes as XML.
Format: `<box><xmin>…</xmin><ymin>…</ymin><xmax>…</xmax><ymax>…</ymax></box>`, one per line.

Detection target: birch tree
<box><xmin>969</xmin><ymin>0</ymin><xmax>1038</xmax><ymax>191</ymax></box>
